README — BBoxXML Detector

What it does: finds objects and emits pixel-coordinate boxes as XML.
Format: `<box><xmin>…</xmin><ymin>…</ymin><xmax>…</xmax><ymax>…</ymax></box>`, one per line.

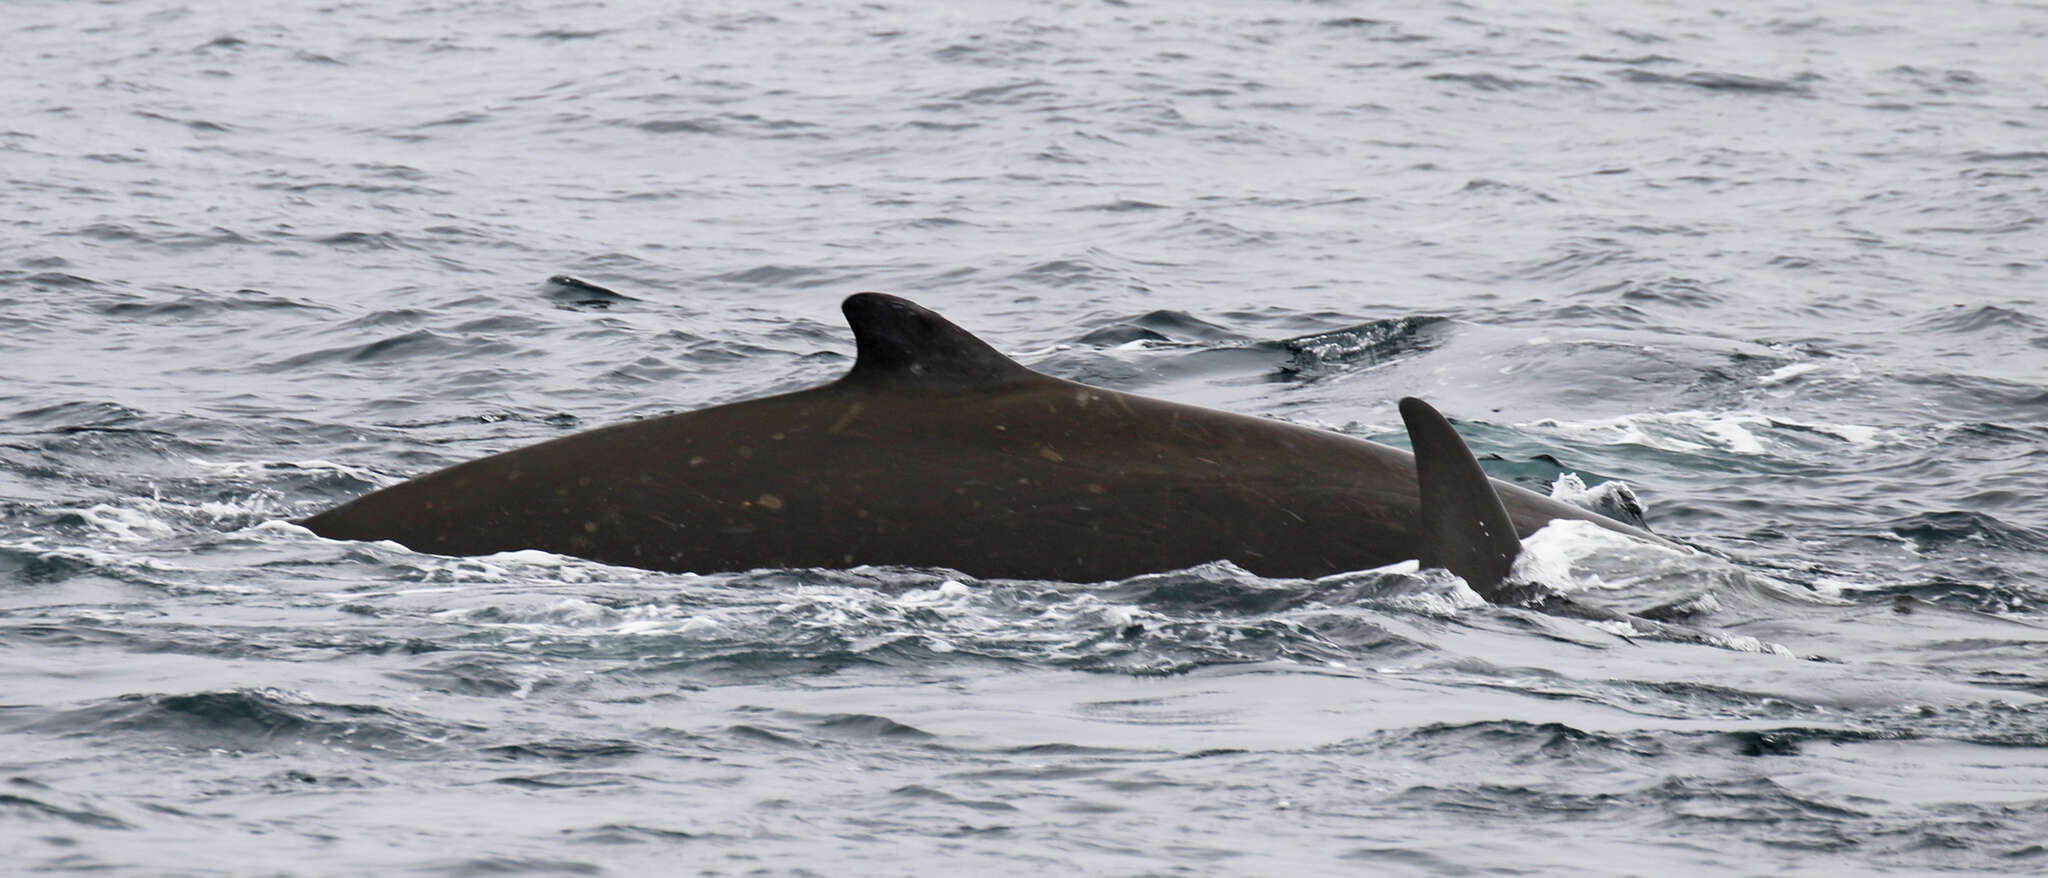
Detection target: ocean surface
<box><xmin>4</xmin><ymin>0</ymin><xmax>2046</xmax><ymax>874</ymax></box>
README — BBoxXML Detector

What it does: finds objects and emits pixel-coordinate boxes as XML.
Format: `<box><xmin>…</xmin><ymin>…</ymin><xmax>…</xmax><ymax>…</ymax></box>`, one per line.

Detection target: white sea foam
<box><xmin>1527</xmin><ymin>410</ymin><xmax>1885</xmax><ymax>455</ymax></box>
<box><xmin>1759</xmin><ymin>362</ymin><xmax>1822</xmax><ymax>386</ymax></box>
<box><xmin>187</xmin><ymin>457</ymin><xmax>403</xmax><ymax>487</ymax></box>
<box><xmin>1697</xmin><ymin>413</ymin><xmax>1767</xmax><ymax>454</ymax></box>
<box><xmin>1511</xmin><ymin>518</ymin><xmax>1695</xmax><ymax>594</ymax></box>
<box><xmin>63</xmin><ymin>503</ymin><xmax>176</xmax><ymax>542</ymax></box>
<box><xmin>1582</xmin><ymin>619</ymin><xmax>1643</xmax><ymax>638</ymax></box>
<box><xmin>895</xmin><ymin>579</ymin><xmax>976</xmax><ymax>608</ymax></box>
<box><xmin>1547</xmin><ymin>472</ymin><xmax>1647</xmax><ymax>521</ymax></box>
<box><xmin>1792</xmin><ymin>420</ymin><xmax>1882</xmax><ymax>446</ymax></box>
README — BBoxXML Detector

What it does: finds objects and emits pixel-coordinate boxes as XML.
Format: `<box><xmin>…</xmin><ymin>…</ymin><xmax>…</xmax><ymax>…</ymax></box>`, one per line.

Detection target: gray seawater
<box><xmin>5</xmin><ymin>0</ymin><xmax>2046</xmax><ymax>874</ymax></box>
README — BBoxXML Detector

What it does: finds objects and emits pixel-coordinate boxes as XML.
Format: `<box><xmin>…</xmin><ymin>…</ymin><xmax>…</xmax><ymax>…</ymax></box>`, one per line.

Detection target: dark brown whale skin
<box><xmin>302</xmin><ymin>293</ymin><xmax>1666</xmax><ymax>589</ymax></box>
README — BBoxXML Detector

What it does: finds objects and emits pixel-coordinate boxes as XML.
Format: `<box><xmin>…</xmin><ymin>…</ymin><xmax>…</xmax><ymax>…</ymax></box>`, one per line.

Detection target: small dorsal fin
<box><xmin>839</xmin><ymin>292</ymin><xmax>1034</xmax><ymax>387</ymax></box>
<box><xmin>1399</xmin><ymin>397</ymin><xmax>1523</xmax><ymax>600</ymax></box>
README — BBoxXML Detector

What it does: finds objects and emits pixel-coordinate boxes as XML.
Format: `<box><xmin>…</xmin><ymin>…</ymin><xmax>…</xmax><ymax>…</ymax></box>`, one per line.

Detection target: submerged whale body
<box><xmin>302</xmin><ymin>293</ymin><xmax>1664</xmax><ymax>598</ymax></box>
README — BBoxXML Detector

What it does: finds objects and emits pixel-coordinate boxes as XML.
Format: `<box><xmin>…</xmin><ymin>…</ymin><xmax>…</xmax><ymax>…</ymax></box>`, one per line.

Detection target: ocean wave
<box><xmin>17</xmin><ymin>689</ymin><xmax>473</xmax><ymax>756</ymax></box>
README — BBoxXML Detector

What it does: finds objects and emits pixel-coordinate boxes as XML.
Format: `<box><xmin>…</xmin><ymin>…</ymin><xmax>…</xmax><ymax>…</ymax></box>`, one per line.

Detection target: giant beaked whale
<box><xmin>302</xmin><ymin>293</ymin><xmax>1667</xmax><ymax>599</ymax></box>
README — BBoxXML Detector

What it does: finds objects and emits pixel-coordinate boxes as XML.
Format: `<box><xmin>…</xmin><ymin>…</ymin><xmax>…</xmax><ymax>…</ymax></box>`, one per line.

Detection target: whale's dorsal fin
<box><xmin>839</xmin><ymin>292</ymin><xmax>1035</xmax><ymax>388</ymax></box>
<box><xmin>1399</xmin><ymin>397</ymin><xmax>1523</xmax><ymax>600</ymax></box>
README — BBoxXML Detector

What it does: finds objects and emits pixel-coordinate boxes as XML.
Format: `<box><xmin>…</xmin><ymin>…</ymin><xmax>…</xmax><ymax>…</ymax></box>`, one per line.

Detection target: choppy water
<box><xmin>5</xmin><ymin>0</ymin><xmax>2047</xmax><ymax>874</ymax></box>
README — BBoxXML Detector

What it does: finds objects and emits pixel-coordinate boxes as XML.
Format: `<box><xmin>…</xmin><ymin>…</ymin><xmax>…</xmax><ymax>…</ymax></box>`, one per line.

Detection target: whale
<box><xmin>301</xmin><ymin>292</ymin><xmax>1667</xmax><ymax>598</ymax></box>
